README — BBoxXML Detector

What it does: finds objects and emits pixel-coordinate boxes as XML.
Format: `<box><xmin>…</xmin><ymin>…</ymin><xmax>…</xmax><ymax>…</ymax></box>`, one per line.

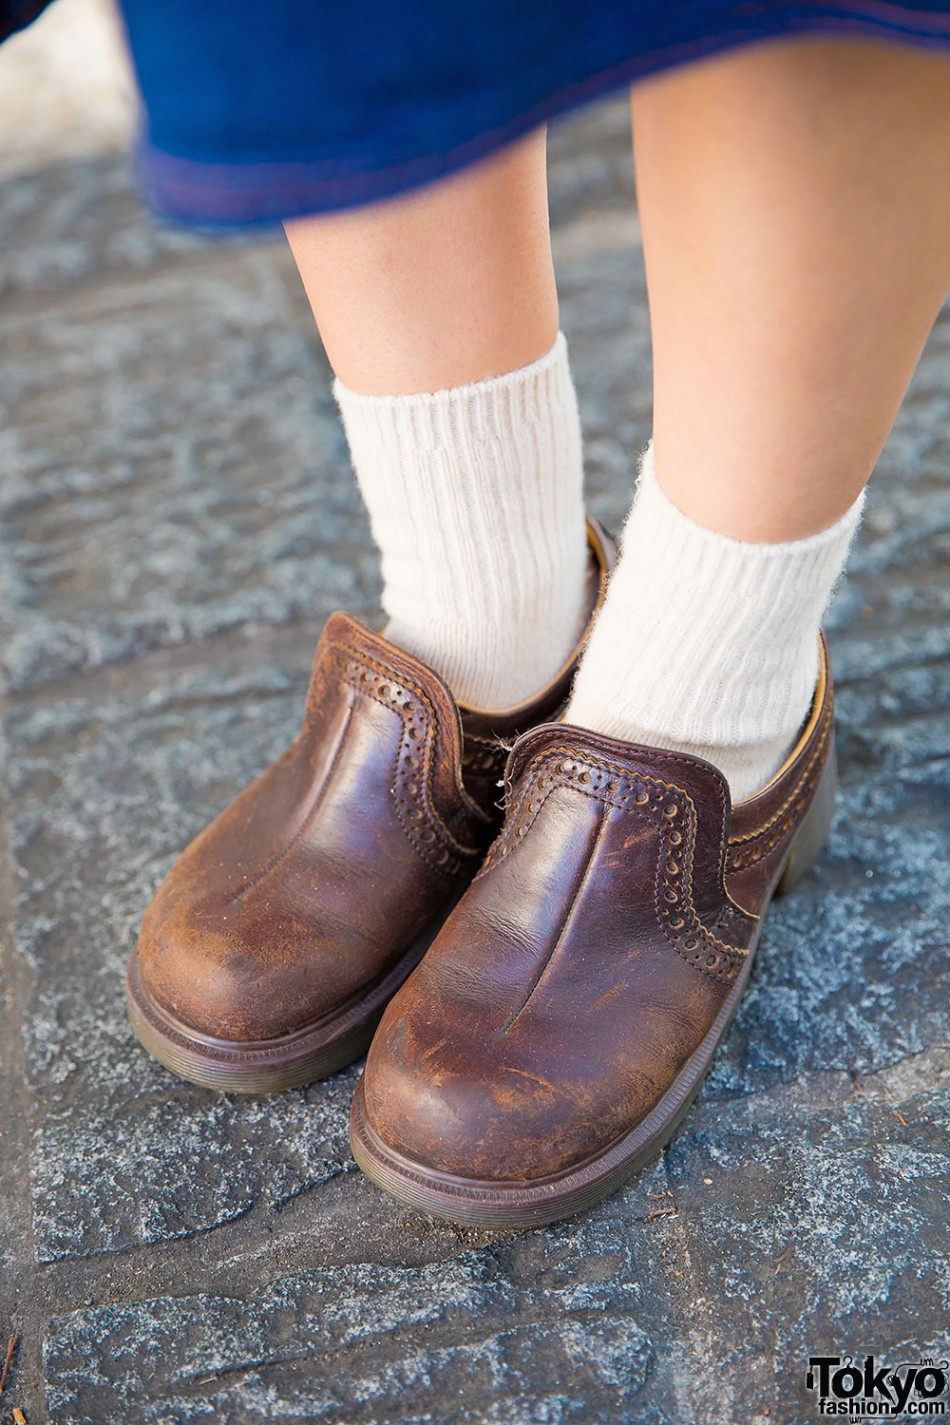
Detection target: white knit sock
<box><xmin>567</xmin><ymin>443</ymin><xmax>864</xmax><ymax>802</ymax></box>
<box><xmin>335</xmin><ymin>333</ymin><xmax>589</xmax><ymax>708</ymax></box>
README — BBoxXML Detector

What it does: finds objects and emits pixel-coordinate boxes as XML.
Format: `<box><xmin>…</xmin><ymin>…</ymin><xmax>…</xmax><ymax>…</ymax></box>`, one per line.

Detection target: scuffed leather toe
<box><xmin>362</xmin><ymin>919</ymin><xmax>725</xmax><ymax>1182</ymax></box>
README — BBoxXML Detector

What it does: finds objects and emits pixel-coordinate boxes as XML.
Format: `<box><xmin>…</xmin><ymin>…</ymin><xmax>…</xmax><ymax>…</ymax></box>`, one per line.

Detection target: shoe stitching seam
<box><xmin>337</xmin><ymin>671</ymin><xmax>483</xmax><ymax>880</ymax></box>
<box><xmin>500</xmin><ymin>809</ymin><xmax>610</xmax><ymax>1033</ymax></box>
<box><xmin>227</xmin><ymin>699</ymin><xmax>355</xmax><ymax>904</ymax></box>
<box><xmin>327</xmin><ymin>645</ymin><xmax>487</xmax><ymax>879</ymax></box>
<box><xmin>328</xmin><ymin>638</ymin><xmax>490</xmax><ymax>830</ymax></box>
<box><xmin>726</xmin><ymin>707</ymin><xmax>832</xmax><ymax>863</ymax></box>
<box><xmin>479</xmin><ymin>744</ymin><xmax>749</xmax><ymax>984</ymax></box>
<box><xmin>727</xmin><ymin>693</ymin><xmax>832</xmax><ymax>845</ymax></box>
<box><xmin>516</xmin><ymin>742</ymin><xmax>750</xmax><ymax>932</ymax></box>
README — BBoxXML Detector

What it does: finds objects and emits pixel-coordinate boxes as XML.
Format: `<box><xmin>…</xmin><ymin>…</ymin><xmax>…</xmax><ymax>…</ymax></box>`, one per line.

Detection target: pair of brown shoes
<box><xmin>127</xmin><ymin>516</ymin><xmax>837</xmax><ymax>1228</ymax></box>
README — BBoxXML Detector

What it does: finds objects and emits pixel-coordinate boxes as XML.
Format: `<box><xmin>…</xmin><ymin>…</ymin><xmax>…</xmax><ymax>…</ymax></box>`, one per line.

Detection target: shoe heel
<box><xmin>775</xmin><ymin>741</ymin><xmax>838</xmax><ymax>897</ymax></box>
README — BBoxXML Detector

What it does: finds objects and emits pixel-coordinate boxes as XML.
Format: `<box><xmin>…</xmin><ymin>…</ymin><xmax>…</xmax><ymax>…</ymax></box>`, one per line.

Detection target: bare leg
<box><xmin>283</xmin><ymin>130</ymin><xmax>590</xmax><ymax>709</ymax></box>
<box><xmin>570</xmin><ymin>38</ymin><xmax>950</xmax><ymax>799</ymax></box>
<box><xmin>631</xmin><ymin>38</ymin><xmax>950</xmax><ymax>540</ymax></box>
<box><xmin>285</xmin><ymin>131</ymin><xmax>557</xmax><ymax>395</ymax></box>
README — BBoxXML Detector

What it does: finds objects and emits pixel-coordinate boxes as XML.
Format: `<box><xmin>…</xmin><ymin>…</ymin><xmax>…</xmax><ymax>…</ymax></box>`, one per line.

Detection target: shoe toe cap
<box><xmin>135</xmin><ymin>850</ymin><xmax>361</xmax><ymax>1042</ymax></box>
<box><xmin>136</xmin><ymin>879</ymin><xmax>301</xmax><ymax>1042</ymax></box>
<box><xmin>361</xmin><ymin>978</ymin><xmax>659</xmax><ymax>1183</ymax></box>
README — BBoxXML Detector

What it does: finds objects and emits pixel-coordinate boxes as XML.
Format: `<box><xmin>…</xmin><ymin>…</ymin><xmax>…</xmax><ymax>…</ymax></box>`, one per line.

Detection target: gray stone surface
<box><xmin>0</xmin><ymin>62</ymin><xmax>947</xmax><ymax>1425</ymax></box>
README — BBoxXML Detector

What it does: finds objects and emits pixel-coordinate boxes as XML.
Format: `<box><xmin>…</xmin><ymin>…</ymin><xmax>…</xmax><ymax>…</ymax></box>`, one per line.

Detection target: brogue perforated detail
<box><xmin>478</xmin><ymin>746</ymin><xmax>749</xmax><ymax>984</ymax></box>
<box><xmin>726</xmin><ymin>708</ymin><xmax>832</xmax><ymax>873</ymax></box>
<box><xmin>329</xmin><ymin>644</ymin><xmax>487</xmax><ymax>881</ymax></box>
<box><xmin>460</xmin><ymin>736</ymin><xmax>507</xmax><ymax>781</ymax></box>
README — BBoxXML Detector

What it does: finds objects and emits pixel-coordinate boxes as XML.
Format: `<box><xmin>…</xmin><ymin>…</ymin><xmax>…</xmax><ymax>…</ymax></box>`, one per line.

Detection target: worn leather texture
<box><xmin>361</xmin><ymin>639</ymin><xmax>835</xmax><ymax>1182</ymax></box>
<box><xmin>133</xmin><ymin>517</ymin><xmax>616</xmax><ymax>1045</ymax></box>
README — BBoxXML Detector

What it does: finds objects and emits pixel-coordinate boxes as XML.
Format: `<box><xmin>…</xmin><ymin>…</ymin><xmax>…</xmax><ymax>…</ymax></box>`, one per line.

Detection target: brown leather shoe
<box><xmin>126</xmin><ymin>517</ymin><xmax>616</xmax><ymax>1092</ymax></box>
<box><xmin>351</xmin><ymin>637</ymin><xmax>838</xmax><ymax>1226</ymax></box>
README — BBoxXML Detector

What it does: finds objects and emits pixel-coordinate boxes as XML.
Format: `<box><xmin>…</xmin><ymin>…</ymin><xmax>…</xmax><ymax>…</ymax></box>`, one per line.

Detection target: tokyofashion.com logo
<box><xmin>807</xmin><ymin>1355</ymin><xmax>949</xmax><ymax>1416</ymax></box>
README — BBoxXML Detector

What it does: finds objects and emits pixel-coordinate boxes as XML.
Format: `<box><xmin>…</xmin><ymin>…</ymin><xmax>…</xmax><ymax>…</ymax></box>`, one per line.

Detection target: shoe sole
<box><xmin>350</xmin><ymin>750</ymin><xmax>838</xmax><ymax>1228</ymax></box>
<box><xmin>125</xmin><ymin>902</ymin><xmax>458</xmax><ymax>1093</ymax></box>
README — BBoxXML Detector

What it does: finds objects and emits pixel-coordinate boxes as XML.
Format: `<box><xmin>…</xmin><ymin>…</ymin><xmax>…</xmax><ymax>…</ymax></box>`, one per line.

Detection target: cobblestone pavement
<box><xmin>0</xmin><ymin>6</ymin><xmax>948</xmax><ymax>1424</ymax></box>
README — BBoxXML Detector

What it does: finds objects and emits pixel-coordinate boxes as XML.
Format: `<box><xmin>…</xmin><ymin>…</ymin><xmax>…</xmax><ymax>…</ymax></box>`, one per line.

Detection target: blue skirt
<box><xmin>53</xmin><ymin>1</ymin><xmax>950</xmax><ymax>224</ymax></box>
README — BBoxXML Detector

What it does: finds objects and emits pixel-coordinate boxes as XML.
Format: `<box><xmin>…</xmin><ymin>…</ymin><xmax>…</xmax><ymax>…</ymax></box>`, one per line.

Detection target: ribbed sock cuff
<box><xmin>568</xmin><ymin>442</ymin><xmax>864</xmax><ymax>800</ymax></box>
<box><xmin>334</xmin><ymin>333</ymin><xmax>589</xmax><ymax>708</ymax></box>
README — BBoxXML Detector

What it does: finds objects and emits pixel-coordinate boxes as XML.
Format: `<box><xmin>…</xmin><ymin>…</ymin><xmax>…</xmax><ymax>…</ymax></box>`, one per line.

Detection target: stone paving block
<box><xmin>665</xmin><ymin>1054</ymin><xmax>950</xmax><ymax>1424</ymax></box>
<box><xmin>706</xmin><ymin>752</ymin><xmax>950</xmax><ymax>1095</ymax></box>
<box><xmin>0</xmin><ymin>249</ymin><xmax>374</xmax><ymax>693</ymax></box>
<box><xmin>40</xmin><ymin>1214</ymin><xmax>663</xmax><ymax>1425</ymax></box>
<box><xmin>38</xmin><ymin>1058</ymin><xmax>948</xmax><ymax>1425</ymax></box>
<box><xmin>0</xmin><ymin>157</ymin><xmax>216</xmax><ymax>306</ymax></box>
<box><xmin>30</xmin><ymin>1079</ymin><xmax>358</xmax><ymax>1263</ymax></box>
<box><xmin>547</xmin><ymin>96</ymin><xmax>637</xmax><ymax>225</ymax></box>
